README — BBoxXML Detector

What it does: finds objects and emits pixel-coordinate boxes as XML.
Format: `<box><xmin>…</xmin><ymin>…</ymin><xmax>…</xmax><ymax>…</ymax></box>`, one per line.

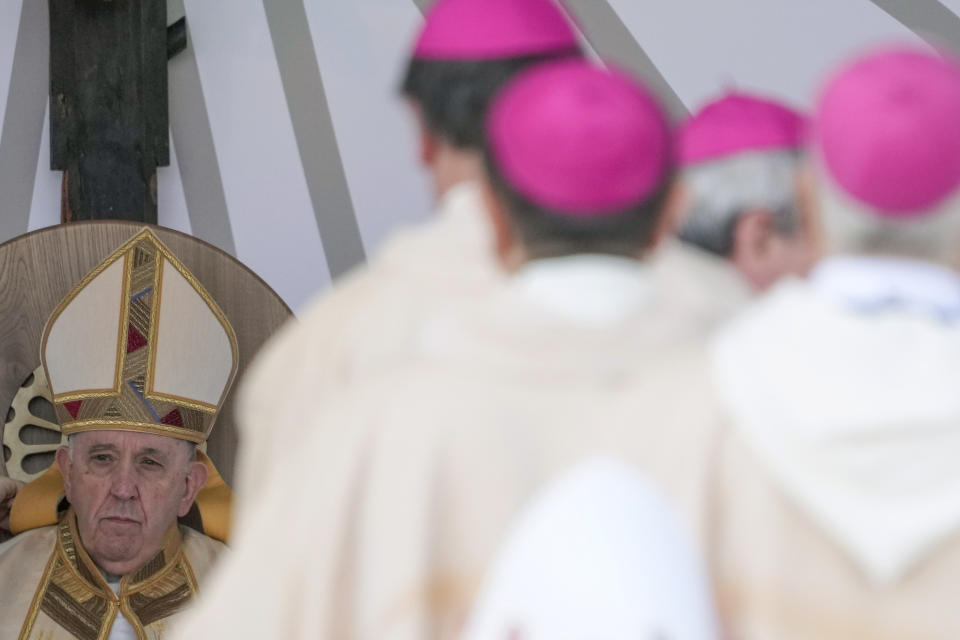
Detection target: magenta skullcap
<box><xmin>814</xmin><ymin>46</ymin><xmax>960</xmax><ymax>217</ymax></box>
<box><xmin>413</xmin><ymin>0</ymin><xmax>579</xmax><ymax>61</ymax></box>
<box><xmin>677</xmin><ymin>92</ymin><xmax>807</xmax><ymax>166</ymax></box>
<box><xmin>487</xmin><ymin>60</ymin><xmax>672</xmax><ymax>217</ymax></box>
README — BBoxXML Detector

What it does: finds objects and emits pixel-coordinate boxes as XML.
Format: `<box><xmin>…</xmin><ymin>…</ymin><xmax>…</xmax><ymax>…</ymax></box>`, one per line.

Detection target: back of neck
<box><xmin>431</xmin><ymin>144</ymin><xmax>484</xmax><ymax>200</ymax></box>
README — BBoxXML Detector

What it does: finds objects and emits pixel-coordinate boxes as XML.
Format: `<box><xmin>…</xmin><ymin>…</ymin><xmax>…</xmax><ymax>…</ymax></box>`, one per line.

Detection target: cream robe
<box><xmin>172</xmin><ymin>255</ymin><xmax>724</xmax><ymax>640</ymax></box>
<box><xmin>232</xmin><ymin>180</ymin><xmax>502</xmax><ymax>517</ymax></box>
<box><xmin>0</xmin><ymin>511</ymin><xmax>224</xmax><ymax>640</ymax></box>
<box><xmin>650</xmin><ymin>239</ymin><xmax>752</xmax><ymax>335</ymax></box>
<box><xmin>461</xmin><ymin>458</ymin><xmax>720</xmax><ymax>640</ymax></box>
<box><xmin>708</xmin><ymin>257</ymin><xmax>960</xmax><ymax>640</ymax></box>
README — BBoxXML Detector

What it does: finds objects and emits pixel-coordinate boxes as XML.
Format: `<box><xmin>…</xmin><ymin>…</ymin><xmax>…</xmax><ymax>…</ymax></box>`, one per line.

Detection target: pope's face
<box><xmin>56</xmin><ymin>431</ymin><xmax>206</xmax><ymax>576</ymax></box>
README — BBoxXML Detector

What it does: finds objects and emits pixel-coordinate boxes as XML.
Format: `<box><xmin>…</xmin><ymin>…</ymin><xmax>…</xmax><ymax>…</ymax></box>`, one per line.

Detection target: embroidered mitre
<box><xmin>41</xmin><ymin>228</ymin><xmax>238</xmax><ymax>444</ymax></box>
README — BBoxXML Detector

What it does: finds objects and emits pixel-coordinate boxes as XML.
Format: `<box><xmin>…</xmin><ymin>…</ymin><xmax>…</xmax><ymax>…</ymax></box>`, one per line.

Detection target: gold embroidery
<box><xmin>60</xmin><ymin>421</ymin><xmax>207</xmax><ymax>443</ymax></box>
<box><xmin>18</xmin><ymin>549</ymin><xmax>58</xmax><ymax>640</ymax></box>
<box><xmin>143</xmin><ymin>251</ymin><xmax>165</xmax><ymax>422</ymax></box>
<box><xmin>144</xmin><ymin>393</ymin><xmax>219</xmax><ymax>415</ymax></box>
<box><xmin>114</xmin><ymin>250</ymin><xmax>133</xmax><ymax>402</ymax></box>
<box><xmin>19</xmin><ymin>511</ymin><xmax>198</xmax><ymax>640</ymax></box>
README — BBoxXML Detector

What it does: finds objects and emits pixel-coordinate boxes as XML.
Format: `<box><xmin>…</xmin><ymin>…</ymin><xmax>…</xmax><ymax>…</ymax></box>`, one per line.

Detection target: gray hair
<box><xmin>64</xmin><ymin>433</ymin><xmax>198</xmax><ymax>462</ymax></box>
<box><xmin>677</xmin><ymin>149</ymin><xmax>802</xmax><ymax>256</ymax></box>
<box><xmin>814</xmin><ymin>165</ymin><xmax>960</xmax><ymax>264</ymax></box>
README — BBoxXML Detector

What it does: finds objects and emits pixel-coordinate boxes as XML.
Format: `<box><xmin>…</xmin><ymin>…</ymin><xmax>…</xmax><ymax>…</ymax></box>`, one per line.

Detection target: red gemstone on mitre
<box><xmin>64</xmin><ymin>401</ymin><xmax>82</xmax><ymax>419</ymax></box>
<box><xmin>160</xmin><ymin>409</ymin><xmax>184</xmax><ymax>427</ymax></box>
<box><xmin>127</xmin><ymin>326</ymin><xmax>148</xmax><ymax>353</ymax></box>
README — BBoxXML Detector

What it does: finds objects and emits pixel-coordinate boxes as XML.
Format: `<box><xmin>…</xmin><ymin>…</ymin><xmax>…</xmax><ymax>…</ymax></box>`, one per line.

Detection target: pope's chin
<box><xmin>91</xmin><ymin>519</ymin><xmax>145</xmax><ymax>573</ymax></box>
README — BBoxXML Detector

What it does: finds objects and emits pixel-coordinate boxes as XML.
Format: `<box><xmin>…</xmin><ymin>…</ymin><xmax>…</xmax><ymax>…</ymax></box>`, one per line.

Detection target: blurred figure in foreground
<box><xmin>232</xmin><ymin>0</ymin><xmax>582</xmax><ymax>517</ymax></box>
<box><xmin>709</xmin><ymin>46</ymin><xmax>960</xmax><ymax>639</ymax></box>
<box><xmin>461</xmin><ymin>458</ymin><xmax>718</xmax><ymax>640</ymax></box>
<box><xmin>173</xmin><ymin>60</ymin><xmax>721</xmax><ymax>640</ymax></box>
<box><xmin>654</xmin><ymin>92</ymin><xmax>816</xmax><ymax>331</ymax></box>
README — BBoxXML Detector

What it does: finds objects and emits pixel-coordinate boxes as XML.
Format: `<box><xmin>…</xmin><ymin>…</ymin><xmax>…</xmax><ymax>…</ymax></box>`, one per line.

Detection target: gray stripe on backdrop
<box><xmin>562</xmin><ymin>0</ymin><xmax>688</xmax><ymax>120</ymax></box>
<box><xmin>409</xmin><ymin>0</ymin><xmax>687</xmax><ymax>120</ymax></box>
<box><xmin>0</xmin><ymin>0</ymin><xmax>49</xmax><ymax>243</ymax></box>
<box><xmin>168</xmin><ymin>0</ymin><xmax>237</xmax><ymax>256</ymax></box>
<box><xmin>868</xmin><ymin>0</ymin><xmax>960</xmax><ymax>51</ymax></box>
<box><xmin>263</xmin><ymin>0</ymin><xmax>367</xmax><ymax>279</ymax></box>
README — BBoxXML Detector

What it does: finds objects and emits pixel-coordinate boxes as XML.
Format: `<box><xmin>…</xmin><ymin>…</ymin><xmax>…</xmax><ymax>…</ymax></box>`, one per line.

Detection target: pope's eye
<box><xmin>141</xmin><ymin>458</ymin><xmax>160</xmax><ymax>467</ymax></box>
<box><xmin>92</xmin><ymin>454</ymin><xmax>113</xmax><ymax>463</ymax></box>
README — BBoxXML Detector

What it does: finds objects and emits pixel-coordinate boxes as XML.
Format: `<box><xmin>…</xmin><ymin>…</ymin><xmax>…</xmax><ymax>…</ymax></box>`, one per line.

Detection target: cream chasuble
<box><xmin>173</xmin><ymin>255</ymin><xmax>724</xmax><ymax>640</ymax></box>
<box><xmin>232</xmin><ymin>180</ymin><xmax>503</xmax><ymax>519</ymax></box>
<box><xmin>708</xmin><ymin>258</ymin><xmax>960</xmax><ymax>639</ymax></box>
<box><xmin>650</xmin><ymin>238</ymin><xmax>752</xmax><ymax>335</ymax></box>
<box><xmin>0</xmin><ymin>510</ymin><xmax>223</xmax><ymax>640</ymax></box>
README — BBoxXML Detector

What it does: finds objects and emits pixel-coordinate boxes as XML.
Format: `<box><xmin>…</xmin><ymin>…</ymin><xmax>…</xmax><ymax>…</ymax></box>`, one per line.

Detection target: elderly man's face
<box><xmin>55</xmin><ymin>431</ymin><xmax>207</xmax><ymax>576</ymax></box>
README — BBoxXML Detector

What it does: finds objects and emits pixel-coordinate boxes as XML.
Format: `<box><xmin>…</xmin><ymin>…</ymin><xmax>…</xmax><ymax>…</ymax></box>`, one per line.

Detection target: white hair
<box><xmin>63</xmin><ymin>433</ymin><xmax>197</xmax><ymax>463</ymax></box>
<box><xmin>678</xmin><ymin>149</ymin><xmax>802</xmax><ymax>256</ymax></box>
<box><xmin>814</xmin><ymin>163</ymin><xmax>960</xmax><ymax>264</ymax></box>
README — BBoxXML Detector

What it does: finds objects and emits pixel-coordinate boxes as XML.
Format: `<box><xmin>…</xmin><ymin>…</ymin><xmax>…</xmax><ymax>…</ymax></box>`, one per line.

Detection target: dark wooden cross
<box><xmin>50</xmin><ymin>0</ymin><xmax>187</xmax><ymax>224</ymax></box>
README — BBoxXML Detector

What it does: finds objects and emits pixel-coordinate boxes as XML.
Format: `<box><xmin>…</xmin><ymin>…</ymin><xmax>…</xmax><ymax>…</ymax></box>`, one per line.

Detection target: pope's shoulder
<box><xmin>180</xmin><ymin>525</ymin><xmax>227</xmax><ymax>584</ymax></box>
<box><xmin>0</xmin><ymin>524</ymin><xmax>57</xmax><ymax>557</ymax></box>
<box><xmin>0</xmin><ymin>525</ymin><xmax>57</xmax><ymax>594</ymax></box>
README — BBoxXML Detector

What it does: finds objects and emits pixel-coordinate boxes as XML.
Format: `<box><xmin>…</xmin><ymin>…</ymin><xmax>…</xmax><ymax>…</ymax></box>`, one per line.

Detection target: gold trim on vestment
<box><xmin>18</xmin><ymin>510</ymin><xmax>198</xmax><ymax>640</ymax></box>
<box><xmin>144</xmin><ymin>251</ymin><xmax>164</xmax><ymax>422</ymax></box>
<box><xmin>52</xmin><ymin>390</ymin><xmax>122</xmax><ymax>402</ymax></box>
<box><xmin>115</xmin><ymin>250</ymin><xmax>133</xmax><ymax>403</ymax></box>
<box><xmin>18</xmin><ymin>545</ymin><xmax>58</xmax><ymax>640</ymax></box>
<box><xmin>118</xmin><ymin>598</ymin><xmax>144</xmax><ymax>640</ymax></box>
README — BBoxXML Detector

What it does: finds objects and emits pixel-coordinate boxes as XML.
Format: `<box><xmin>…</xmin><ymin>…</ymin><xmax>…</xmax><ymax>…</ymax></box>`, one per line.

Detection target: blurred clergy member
<box><xmin>232</xmin><ymin>0</ymin><xmax>583</xmax><ymax>516</ymax></box>
<box><xmin>461</xmin><ymin>458</ymin><xmax>718</xmax><ymax>640</ymax></box>
<box><xmin>0</xmin><ymin>229</ymin><xmax>237</xmax><ymax>640</ymax></box>
<box><xmin>173</xmin><ymin>60</ymin><xmax>721</xmax><ymax>640</ymax></box>
<box><xmin>708</xmin><ymin>46</ymin><xmax>960</xmax><ymax>639</ymax></box>
<box><xmin>654</xmin><ymin>91</ymin><xmax>816</xmax><ymax>332</ymax></box>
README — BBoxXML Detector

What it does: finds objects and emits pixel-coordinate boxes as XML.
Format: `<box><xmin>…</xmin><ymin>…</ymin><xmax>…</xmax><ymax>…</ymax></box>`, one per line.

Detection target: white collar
<box><xmin>508</xmin><ymin>254</ymin><xmax>653</xmax><ymax>327</ymax></box>
<box><xmin>810</xmin><ymin>255</ymin><xmax>960</xmax><ymax>321</ymax></box>
<box><xmin>711</xmin><ymin>275</ymin><xmax>960</xmax><ymax>584</ymax></box>
<box><xmin>436</xmin><ymin>180</ymin><xmax>485</xmax><ymax>223</ymax></box>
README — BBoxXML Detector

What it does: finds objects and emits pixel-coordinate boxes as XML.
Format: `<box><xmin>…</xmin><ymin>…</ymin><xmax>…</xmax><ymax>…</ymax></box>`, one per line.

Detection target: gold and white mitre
<box><xmin>41</xmin><ymin>228</ymin><xmax>238</xmax><ymax>443</ymax></box>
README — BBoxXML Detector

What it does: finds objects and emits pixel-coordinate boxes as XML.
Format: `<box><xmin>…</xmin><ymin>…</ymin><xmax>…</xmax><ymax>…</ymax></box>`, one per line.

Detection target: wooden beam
<box><xmin>50</xmin><ymin>0</ymin><xmax>171</xmax><ymax>223</ymax></box>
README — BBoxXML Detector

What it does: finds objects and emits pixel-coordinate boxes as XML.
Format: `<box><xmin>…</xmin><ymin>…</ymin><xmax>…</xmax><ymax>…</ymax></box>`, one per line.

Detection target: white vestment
<box><xmin>232</xmin><ymin>180</ymin><xmax>502</xmax><ymax>515</ymax></box>
<box><xmin>173</xmin><ymin>255</ymin><xmax>723</xmax><ymax>640</ymax></box>
<box><xmin>650</xmin><ymin>238</ymin><xmax>752</xmax><ymax>335</ymax></box>
<box><xmin>709</xmin><ymin>256</ymin><xmax>960</xmax><ymax>639</ymax></box>
<box><xmin>461</xmin><ymin>457</ymin><xmax>719</xmax><ymax>640</ymax></box>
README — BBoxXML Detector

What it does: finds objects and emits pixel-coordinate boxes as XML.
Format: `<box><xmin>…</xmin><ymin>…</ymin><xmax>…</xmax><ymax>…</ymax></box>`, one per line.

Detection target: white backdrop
<box><xmin>0</xmin><ymin>0</ymin><xmax>947</xmax><ymax>310</ymax></box>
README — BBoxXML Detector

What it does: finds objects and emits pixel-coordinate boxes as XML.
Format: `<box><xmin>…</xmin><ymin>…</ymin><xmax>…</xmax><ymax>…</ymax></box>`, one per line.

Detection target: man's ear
<box><xmin>177</xmin><ymin>459</ymin><xmax>208</xmax><ymax>518</ymax></box>
<box><xmin>794</xmin><ymin>164</ymin><xmax>826</xmax><ymax>259</ymax></box>
<box><xmin>55</xmin><ymin>447</ymin><xmax>73</xmax><ymax>503</ymax></box>
<box><xmin>407</xmin><ymin>100</ymin><xmax>437</xmax><ymax>167</ymax></box>
<box><xmin>648</xmin><ymin>180</ymin><xmax>688</xmax><ymax>251</ymax></box>
<box><xmin>730</xmin><ymin>208</ymin><xmax>777</xmax><ymax>287</ymax></box>
<box><xmin>480</xmin><ymin>177</ymin><xmax>524</xmax><ymax>272</ymax></box>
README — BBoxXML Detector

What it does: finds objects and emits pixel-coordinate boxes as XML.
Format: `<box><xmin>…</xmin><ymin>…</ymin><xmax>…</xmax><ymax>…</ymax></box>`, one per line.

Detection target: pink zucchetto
<box><xmin>814</xmin><ymin>46</ymin><xmax>960</xmax><ymax>217</ymax></box>
<box><xmin>486</xmin><ymin>60</ymin><xmax>671</xmax><ymax>217</ymax></box>
<box><xmin>413</xmin><ymin>0</ymin><xmax>579</xmax><ymax>61</ymax></box>
<box><xmin>677</xmin><ymin>92</ymin><xmax>808</xmax><ymax>166</ymax></box>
